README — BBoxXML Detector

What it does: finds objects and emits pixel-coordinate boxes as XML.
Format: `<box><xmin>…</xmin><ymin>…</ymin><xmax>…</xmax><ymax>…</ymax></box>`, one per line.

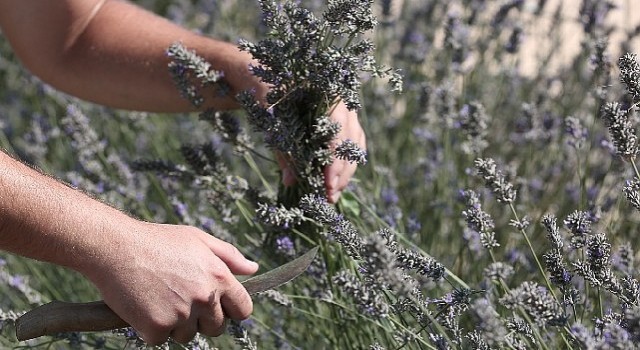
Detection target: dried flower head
<box><xmin>563</xmin><ymin>210</ymin><xmax>593</xmax><ymax>249</ymax></box>
<box><xmin>541</xmin><ymin>214</ymin><xmax>563</xmax><ymax>249</ymax></box>
<box><xmin>335</xmin><ymin>139</ymin><xmax>368</xmax><ymax>164</ymax></box>
<box><xmin>167</xmin><ymin>42</ymin><xmax>228</xmax><ymax>107</ymax></box>
<box><xmin>474</xmin><ymin>158</ymin><xmax>517</xmax><ymax>203</ymax></box>
<box><xmin>619</xmin><ymin>53</ymin><xmax>640</xmax><ymax>100</ymax></box>
<box><xmin>460</xmin><ymin>189</ymin><xmax>499</xmax><ymax>249</ymax></box>
<box><xmin>500</xmin><ymin>281</ymin><xmax>566</xmax><ymax>327</ymax></box>
<box><xmin>600</xmin><ymin>101</ymin><xmax>638</xmax><ymax>159</ymax></box>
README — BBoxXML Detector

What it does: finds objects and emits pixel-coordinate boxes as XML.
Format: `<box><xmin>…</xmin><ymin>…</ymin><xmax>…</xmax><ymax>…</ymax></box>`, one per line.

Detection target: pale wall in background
<box><xmin>518</xmin><ymin>0</ymin><xmax>640</xmax><ymax>75</ymax></box>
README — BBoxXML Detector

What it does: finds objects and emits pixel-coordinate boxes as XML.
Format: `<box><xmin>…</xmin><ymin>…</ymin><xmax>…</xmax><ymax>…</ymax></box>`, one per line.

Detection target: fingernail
<box><xmin>246</xmin><ymin>259</ymin><xmax>259</xmax><ymax>268</ymax></box>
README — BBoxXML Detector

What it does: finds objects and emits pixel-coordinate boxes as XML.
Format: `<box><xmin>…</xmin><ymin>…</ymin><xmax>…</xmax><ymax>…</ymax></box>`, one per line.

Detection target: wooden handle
<box><xmin>16</xmin><ymin>300</ymin><xmax>127</xmax><ymax>341</ymax></box>
<box><xmin>15</xmin><ymin>247</ymin><xmax>320</xmax><ymax>341</ymax></box>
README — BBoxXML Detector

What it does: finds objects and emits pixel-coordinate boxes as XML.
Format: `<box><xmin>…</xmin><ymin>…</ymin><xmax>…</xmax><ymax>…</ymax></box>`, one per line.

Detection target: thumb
<box><xmin>207</xmin><ymin>237</ymin><xmax>259</xmax><ymax>275</ymax></box>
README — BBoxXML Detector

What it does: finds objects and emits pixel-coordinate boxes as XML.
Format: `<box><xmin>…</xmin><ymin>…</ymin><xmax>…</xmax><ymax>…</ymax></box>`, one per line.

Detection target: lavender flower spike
<box><xmin>335</xmin><ymin>139</ymin><xmax>367</xmax><ymax>165</ymax></box>
<box><xmin>619</xmin><ymin>53</ymin><xmax>640</xmax><ymax>100</ymax></box>
<box><xmin>600</xmin><ymin>101</ymin><xmax>638</xmax><ymax>159</ymax></box>
<box><xmin>474</xmin><ymin>158</ymin><xmax>517</xmax><ymax>203</ymax></box>
<box><xmin>499</xmin><ymin>281</ymin><xmax>566</xmax><ymax>327</ymax></box>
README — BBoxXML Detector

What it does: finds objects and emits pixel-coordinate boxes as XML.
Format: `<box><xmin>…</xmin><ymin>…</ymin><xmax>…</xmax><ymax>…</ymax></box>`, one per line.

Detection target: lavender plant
<box><xmin>2</xmin><ymin>0</ymin><xmax>640</xmax><ymax>349</ymax></box>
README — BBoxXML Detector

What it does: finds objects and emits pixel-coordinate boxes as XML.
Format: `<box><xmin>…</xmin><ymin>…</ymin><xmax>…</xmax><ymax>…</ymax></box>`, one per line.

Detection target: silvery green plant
<box><xmin>5</xmin><ymin>0</ymin><xmax>640</xmax><ymax>349</ymax></box>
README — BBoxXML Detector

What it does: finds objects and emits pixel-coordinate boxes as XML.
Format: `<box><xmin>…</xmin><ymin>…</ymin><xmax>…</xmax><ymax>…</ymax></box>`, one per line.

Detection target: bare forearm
<box><xmin>0</xmin><ymin>0</ymin><xmax>264</xmax><ymax>112</ymax></box>
<box><xmin>0</xmin><ymin>151</ymin><xmax>131</xmax><ymax>273</ymax></box>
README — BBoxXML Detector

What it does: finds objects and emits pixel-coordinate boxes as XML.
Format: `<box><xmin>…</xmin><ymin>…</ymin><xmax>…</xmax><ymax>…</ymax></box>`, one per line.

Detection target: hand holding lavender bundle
<box><xmin>235</xmin><ymin>0</ymin><xmax>401</xmax><ymax>205</ymax></box>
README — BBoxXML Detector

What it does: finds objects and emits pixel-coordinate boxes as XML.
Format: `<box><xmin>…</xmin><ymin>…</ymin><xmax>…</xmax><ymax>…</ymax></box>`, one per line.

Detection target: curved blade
<box><xmin>242</xmin><ymin>246</ymin><xmax>318</xmax><ymax>294</ymax></box>
<box><xmin>15</xmin><ymin>246</ymin><xmax>319</xmax><ymax>341</ymax></box>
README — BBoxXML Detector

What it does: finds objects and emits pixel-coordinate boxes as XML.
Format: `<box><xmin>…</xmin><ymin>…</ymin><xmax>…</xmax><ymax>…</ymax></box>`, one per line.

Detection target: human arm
<box><xmin>0</xmin><ymin>0</ymin><xmax>365</xmax><ymax>200</ymax></box>
<box><xmin>0</xmin><ymin>0</ymin><xmax>265</xmax><ymax>112</ymax></box>
<box><xmin>0</xmin><ymin>150</ymin><xmax>258</xmax><ymax>345</ymax></box>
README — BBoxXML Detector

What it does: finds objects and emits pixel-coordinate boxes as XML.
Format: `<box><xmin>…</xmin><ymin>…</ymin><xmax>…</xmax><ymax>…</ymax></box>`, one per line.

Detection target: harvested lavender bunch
<box><xmin>237</xmin><ymin>0</ymin><xmax>400</xmax><ymax>200</ymax></box>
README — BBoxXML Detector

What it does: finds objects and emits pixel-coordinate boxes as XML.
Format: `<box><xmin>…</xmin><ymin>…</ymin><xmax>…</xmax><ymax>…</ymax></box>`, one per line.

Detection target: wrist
<box><xmin>68</xmin><ymin>208</ymin><xmax>141</xmax><ymax>283</ymax></box>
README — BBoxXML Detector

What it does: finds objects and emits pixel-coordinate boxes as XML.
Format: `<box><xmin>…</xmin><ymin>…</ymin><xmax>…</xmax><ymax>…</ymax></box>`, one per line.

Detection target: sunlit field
<box><xmin>1</xmin><ymin>1</ymin><xmax>640</xmax><ymax>349</ymax></box>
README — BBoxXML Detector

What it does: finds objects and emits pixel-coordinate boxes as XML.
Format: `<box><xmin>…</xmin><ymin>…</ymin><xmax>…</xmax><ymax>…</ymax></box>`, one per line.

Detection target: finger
<box><xmin>136</xmin><ymin>327</ymin><xmax>171</xmax><ymax>347</ymax></box>
<box><xmin>324</xmin><ymin>158</ymin><xmax>345</xmax><ymax>192</ymax></box>
<box><xmin>275</xmin><ymin>152</ymin><xmax>296</xmax><ymax>186</ymax></box>
<box><xmin>198</xmin><ymin>291</ymin><xmax>227</xmax><ymax>337</ymax></box>
<box><xmin>329</xmin><ymin>190</ymin><xmax>342</xmax><ymax>204</ymax></box>
<box><xmin>170</xmin><ymin>316</ymin><xmax>198</xmax><ymax>344</ymax></box>
<box><xmin>337</xmin><ymin>161</ymin><xmax>358</xmax><ymax>190</ymax></box>
<box><xmin>204</xmin><ymin>236</ymin><xmax>259</xmax><ymax>275</ymax></box>
<box><xmin>221</xmin><ymin>282</ymin><xmax>254</xmax><ymax>320</ymax></box>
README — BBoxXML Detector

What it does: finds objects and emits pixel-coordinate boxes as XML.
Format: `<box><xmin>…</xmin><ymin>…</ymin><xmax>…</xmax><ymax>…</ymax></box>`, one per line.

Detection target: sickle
<box><xmin>15</xmin><ymin>246</ymin><xmax>318</xmax><ymax>341</ymax></box>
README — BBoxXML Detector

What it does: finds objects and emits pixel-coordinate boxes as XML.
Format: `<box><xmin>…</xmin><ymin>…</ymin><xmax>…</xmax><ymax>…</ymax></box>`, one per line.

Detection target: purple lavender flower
<box><xmin>333</xmin><ymin>270</ymin><xmax>390</xmax><ymax>318</ymax></box>
<box><xmin>460</xmin><ymin>189</ymin><xmax>499</xmax><ymax>249</ymax></box>
<box><xmin>167</xmin><ymin>42</ymin><xmax>228</xmax><ymax>107</ymax></box>
<box><xmin>491</xmin><ymin>0</ymin><xmax>523</xmax><ymax>29</ymax></box>
<box><xmin>541</xmin><ymin>214</ymin><xmax>563</xmax><ymax>249</ymax></box>
<box><xmin>505</xmin><ymin>25</ymin><xmax>523</xmax><ymax>54</ymax></box>
<box><xmin>563</xmin><ymin>210</ymin><xmax>592</xmax><ymax>248</ymax></box>
<box><xmin>579</xmin><ymin>0</ymin><xmax>615</xmax><ymax>35</ymax></box>
<box><xmin>564</xmin><ymin>116</ymin><xmax>588</xmax><ymax>149</ymax></box>
<box><xmin>612</xmin><ymin>241</ymin><xmax>634</xmax><ymax>275</ymax></box>
<box><xmin>255</xmin><ymin>202</ymin><xmax>303</xmax><ymax>229</ymax></box>
<box><xmin>543</xmin><ymin>250</ymin><xmax>573</xmax><ymax>288</ymax></box>
<box><xmin>275</xmin><ymin>235</ymin><xmax>296</xmax><ymax>256</ymax></box>
<box><xmin>458</xmin><ymin>102</ymin><xmax>489</xmax><ymax>155</ymax></box>
<box><xmin>500</xmin><ymin>281</ymin><xmax>566</xmax><ymax>327</ymax></box>
<box><xmin>228</xmin><ymin>320</ymin><xmax>257</xmax><ymax>350</ymax></box>
<box><xmin>623</xmin><ymin>178</ymin><xmax>640</xmax><ymax>212</ymax></box>
<box><xmin>469</xmin><ymin>298</ymin><xmax>508</xmax><ymax>346</ymax></box>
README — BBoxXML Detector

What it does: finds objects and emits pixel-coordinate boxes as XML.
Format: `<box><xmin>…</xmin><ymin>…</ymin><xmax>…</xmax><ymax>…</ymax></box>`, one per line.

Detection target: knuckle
<box><xmin>211</xmin><ymin>266</ymin><xmax>233</xmax><ymax>284</ymax></box>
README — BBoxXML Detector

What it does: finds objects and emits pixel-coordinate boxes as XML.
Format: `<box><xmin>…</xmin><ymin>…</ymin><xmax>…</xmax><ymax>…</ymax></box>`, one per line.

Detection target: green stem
<box><xmin>597</xmin><ymin>287</ymin><xmax>603</xmax><ymax>320</ymax></box>
<box><xmin>508</xmin><ymin>203</ymin><xmax>558</xmax><ymax>302</ymax></box>
<box><xmin>631</xmin><ymin>159</ymin><xmax>640</xmax><ymax>180</ymax></box>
